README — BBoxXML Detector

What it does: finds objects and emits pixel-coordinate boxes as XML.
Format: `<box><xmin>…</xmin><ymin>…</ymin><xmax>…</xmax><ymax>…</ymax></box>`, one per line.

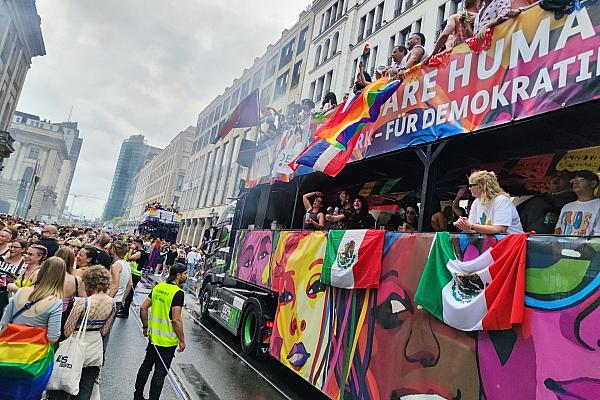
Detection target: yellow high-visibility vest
<box><xmin>147</xmin><ymin>282</ymin><xmax>181</xmax><ymax>347</ymax></box>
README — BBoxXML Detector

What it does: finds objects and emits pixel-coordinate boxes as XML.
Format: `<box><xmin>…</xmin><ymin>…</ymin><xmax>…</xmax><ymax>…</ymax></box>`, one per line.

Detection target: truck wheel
<box><xmin>240</xmin><ymin>303</ymin><xmax>262</xmax><ymax>356</ymax></box>
<box><xmin>199</xmin><ymin>283</ymin><xmax>212</xmax><ymax>319</ymax></box>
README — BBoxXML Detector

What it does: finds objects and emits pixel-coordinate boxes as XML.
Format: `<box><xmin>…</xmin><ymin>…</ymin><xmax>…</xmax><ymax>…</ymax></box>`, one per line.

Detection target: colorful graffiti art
<box><xmin>269</xmin><ymin>232</ymin><xmax>600</xmax><ymax>399</ymax></box>
<box><xmin>270</xmin><ymin>231</ymin><xmax>330</xmax><ymax>386</ymax></box>
<box><xmin>479</xmin><ymin>235</ymin><xmax>600</xmax><ymax>400</ymax></box>
<box><xmin>229</xmin><ymin>230</ymin><xmax>274</xmax><ymax>289</ymax></box>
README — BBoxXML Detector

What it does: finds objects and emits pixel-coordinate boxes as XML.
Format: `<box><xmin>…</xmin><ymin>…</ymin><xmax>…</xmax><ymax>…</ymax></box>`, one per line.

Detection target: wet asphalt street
<box><xmin>100</xmin><ymin>276</ymin><xmax>328</xmax><ymax>400</ymax></box>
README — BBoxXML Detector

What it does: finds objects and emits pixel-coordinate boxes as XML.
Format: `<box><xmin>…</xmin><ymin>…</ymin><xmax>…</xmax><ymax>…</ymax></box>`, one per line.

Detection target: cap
<box><xmin>572</xmin><ymin>170</ymin><xmax>600</xmax><ymax>183</ymax></box>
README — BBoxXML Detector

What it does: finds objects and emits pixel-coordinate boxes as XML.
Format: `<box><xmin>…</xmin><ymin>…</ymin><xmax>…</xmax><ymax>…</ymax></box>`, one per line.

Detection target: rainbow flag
<box><xmin>0</xmin><ymin>324</ymin><xmax>55</xmax><ymax>400</ymax></box>
<box><xmin>314</xmin><ymin>77</ymin><xmax>400</xmax><ymax>150</ymax></box>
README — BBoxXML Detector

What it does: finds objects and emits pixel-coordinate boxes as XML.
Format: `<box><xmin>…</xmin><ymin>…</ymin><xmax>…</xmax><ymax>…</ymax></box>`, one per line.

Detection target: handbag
<box><xmin>46</xmin><ymin>297</ymin><xmax>92</xmax><ymax>395</ymax></box>
<box><xmin>0</xmin><ymin>299</ymin><xmax>55</xmax><ymax>400</ymax></box>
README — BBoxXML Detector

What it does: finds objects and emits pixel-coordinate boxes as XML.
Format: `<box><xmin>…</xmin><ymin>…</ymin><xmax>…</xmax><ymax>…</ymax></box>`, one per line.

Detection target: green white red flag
<box><xmin>415</xmin><ymin>232</ymin><xmax>527</xmax><ymax>331</ymax></box>
<box><xmin>321</xmin><ymin>230</ymin><xmax>384</xmax><ymax>289</ymax></box>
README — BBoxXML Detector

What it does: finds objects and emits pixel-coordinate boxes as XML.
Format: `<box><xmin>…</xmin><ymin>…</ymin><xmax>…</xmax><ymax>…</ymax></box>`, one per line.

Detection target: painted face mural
<box><xmin>231</xmin><ymin>230</ymin><xmax>273</xmax><ymax>288</ymax></box>
<box><xmin>367</xmin><ymin>233</ymin><xmax>481</xmax><ymax>400</ymax></box>
<box><xmin>478</xmin><ymin>235</ymin><xmax>600</xmax><ymax>400</ymax></box>
<box><xmin>270</xmin><ymin>231</ymin><xmax>329</xmax><ymax>385</ymax></box>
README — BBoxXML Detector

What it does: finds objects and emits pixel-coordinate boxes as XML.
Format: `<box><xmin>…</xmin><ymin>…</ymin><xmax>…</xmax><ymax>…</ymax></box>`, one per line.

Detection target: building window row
<box><xmin>314</xmin><ymin>31</ymin><xmax>340</xmax><ymax>69</ymax></box>
<box><xmin>357</xmin><ymin>2</ymin><xmax>385</xmax><ymax>43</ymax></box>
<box><xmin>320</xmin><ymin>0</ymin><xmax>346</xmax><ymax>34</ymax></box>
<box><xmin>309</xmin><ymin>70</ymin><xmax>334</xmax><ymax>103</ymax></box>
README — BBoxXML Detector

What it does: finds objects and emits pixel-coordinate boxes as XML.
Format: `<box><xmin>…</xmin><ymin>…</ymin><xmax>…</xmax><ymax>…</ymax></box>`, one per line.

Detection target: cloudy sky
<box><xmin>17</xmin><ymin>0</ymin><xmax>312</xmax><ymax>220</ymax></box>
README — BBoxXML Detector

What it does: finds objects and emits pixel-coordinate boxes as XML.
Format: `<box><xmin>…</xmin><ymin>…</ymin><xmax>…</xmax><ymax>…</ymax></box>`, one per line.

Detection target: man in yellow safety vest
<box><xmin>134</xmin><ymin>263</ymin><xmax>187</xmax><ymax>400</ymax></box>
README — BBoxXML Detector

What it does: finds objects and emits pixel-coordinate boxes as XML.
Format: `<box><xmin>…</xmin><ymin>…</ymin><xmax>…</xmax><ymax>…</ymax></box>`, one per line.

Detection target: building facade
<box><xmin>0</xmin><ymin>111</ymin><xmax>82</xmax><ymax>220</ymax></box>
<box><xmin>126</xmin><ymin>126</ymin><xmax>193</xmax><ymax>225</ymax></box>
<box><xmin>304</xmin><ymin>0</ymin><xmax>462</xmax><ymax>102</ymax></box>
<box><xmin>0</xmin><ymin>0</ymin><xmax>45</xmax><ymax>169</ymax></box>
<box><xmin>177</xmin><ymin>8</ymin><xmax>315</xmax><ymax>245</ymax></box>
<box><xmin>102</xmin><ymin>134</ymin><xmax>161</xmax><ymax>222</ymax></box>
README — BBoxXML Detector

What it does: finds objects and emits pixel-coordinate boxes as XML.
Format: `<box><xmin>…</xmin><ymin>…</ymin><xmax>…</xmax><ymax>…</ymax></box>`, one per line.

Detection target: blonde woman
<box><xmin>455</xmin><ymin>170</ymin><xmax>524</xmax><ymax>234</ymax></box>
<box><xmin>47</xmin><ymin>266</ymin><xmax>116</xmax><ymax>400</ymax></box>
<box><xmin>0</xmin><ymin>256</ymin><xmax>65</xmax><ymax>342</ymax></box>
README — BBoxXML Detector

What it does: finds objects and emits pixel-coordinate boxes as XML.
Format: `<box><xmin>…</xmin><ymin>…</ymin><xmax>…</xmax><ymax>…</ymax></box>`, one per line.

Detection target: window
<box><xmin>395</xmin><ymin>0</ymin><xmax>403</xmax><ymax>16</ymax></box>
<box><xmin>366</xmin><ymin>10</ymin><xmax>375</xmax><ymax>37</ymax></box>
<box><xmin>279</xmin><ymin>39</ymin><xmax>295</xmax><ymax>69</ymax></box>
<box><xmin>323</xmin><ymin>39</ymin><xmax>331</xmax><ymax>62</ymax></box>
<box><xmin>414</xmin><ymin>18</ymin><xmax>422</xmax><ymax>33</ymax></box>
<box><xmin>28</xmin><ymin>146</ymin><xmax>40</xmax><ymax>160</ymax></box>
<box><xmin>315</xmin><ymin>76</ymin><xmax>325</xmax><ymax>102</ymax></box>
<box><xmin>273</xmin><ymin>70</ymin><xmax>290</xmax><ymax>100</ymax></box>
<box><xmin>398</xmin><ymin>27</ymin><xmax>411</xmax><ymax>46</ymax></box>
<box><xmin>230</xmin><ymin>88</ymin><xmax>240</xmax><ymax>109</ymax></box>
<box><xmin>371</xmin><ymin>45</ymin><xmax>379</xmax><ymax>73</ymax></box>
<box><xmin>261</xmin><ymin>83</ymin><xmax>273</xmax><ymax>106</ymax></box>
<box><xmin>358</xmin><ymin>16</ymin><xmax>366</xmax><ymax>41</ymax></box>
<box><xmin>331</xmin><ymin>32</ymin><xmax>340</xmax><ymax>55</ymax></box>
<box><xmin>176</xmin><ymin>174</ymin><xmax>185</xmax><ymax>191</ymax></box>
<box><xmin>339</xmin><ymin>0</ymin><xmax>346</xmax><ymax>18</ymax></box>
<box><xmin>240</xmin><ymin>80</ymin><xmax>251</xmax><ymax>100</ymax></box>
<box><xmin>324</xmin><ymin>70</ymin><xmax>334</xmax><ymax>95</ymax></box>
<box><xmin>309</xmin><ymin>81</ymin><xmax>316</xmax><ymax>101</ymax></box>
<box><xmin>315</xmin><ymin>45</ymin><xmax>322</xmax><ymax>68</ymax></box>
<box><xmin>291</xmin><ymin>60</ymin><xmax>303</xmax><ymax>89</ymax></box>
<box><xmin>437</xmin><ymin>4</ymin><xmax>447</xmax><ymax>39</ymax></box>
<box><xmin>265</xmin><ymin>55</ymin><xmax>277</xmax><ymax>79</ymax></box>
<box><xmin>251</xmin><ymin>69</ymin><xmax>263</xmax><ymax>91</ymax></box>
<box><xmin>331</xmin><ymin>3</ymin><xmax>338</xmax><ymax>23</ymax></box>
<box><xmin>297</xmin><ymin>26</ymin><xmax>309</xmax><ymax>54</ymax></box>
<box><xmin>0</xmin><ymin>24</ymin><xmax>14</xmax><ymax>63</ymax></box>
<box><xmin>222</xmin><ymin>97</ymin><xmax>231</xmax><ymax>114</ymax></box>
<box><xmin>375</xmin><ymin>2</ymin><xmax>385</xmax><ymax>30</ymax></box>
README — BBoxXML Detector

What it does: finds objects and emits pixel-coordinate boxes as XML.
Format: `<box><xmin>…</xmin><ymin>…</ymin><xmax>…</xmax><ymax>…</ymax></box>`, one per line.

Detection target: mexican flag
<box><xmin>415</xmin><ymin>232</ymin><xmax>527</xmax><ymax>331</ymax></box>
<box><xmin>321</xmin><ymin>230</ymin><xmax>385</xmax><ymax>289</ymax></box>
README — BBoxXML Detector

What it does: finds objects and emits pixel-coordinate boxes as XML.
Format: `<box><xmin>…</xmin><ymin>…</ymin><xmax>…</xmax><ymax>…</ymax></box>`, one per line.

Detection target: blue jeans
<box><xmin>187</xmin><ymin>262</ymin><xmax>195</xmax><ymax>277</ymax></box>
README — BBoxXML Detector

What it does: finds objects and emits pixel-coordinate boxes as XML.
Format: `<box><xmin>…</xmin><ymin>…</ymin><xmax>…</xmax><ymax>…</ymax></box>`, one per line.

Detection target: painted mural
<box><xmin>270</xmin><ymin>231</ymin><xmax>330</xmax><ymax>386</ymax></box>
<box><xmin>229</xmin><ymin>229</ymin><xmax>275</xmax><ymax>290</ymax></box>
<box><xmin>268</xmin><ymin>231</ymin><xmax>600</xmax><ymax>399</ymax></box>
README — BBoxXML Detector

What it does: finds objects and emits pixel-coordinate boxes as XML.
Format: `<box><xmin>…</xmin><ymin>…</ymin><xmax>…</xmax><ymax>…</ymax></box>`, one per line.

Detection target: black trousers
<box><xmin>121</xmin><ymin>274</ymin><xmax>141</xmax><ymax>316</ymax></box>
<box><xmin>134</xmin><ymin>342</ymin><xmax>177</xmax><ymax>400</ymax></box>
<box><xmin>0</xmin><ymin>289</ymin><xmax>8</xmax><ymax>320</ymax></box>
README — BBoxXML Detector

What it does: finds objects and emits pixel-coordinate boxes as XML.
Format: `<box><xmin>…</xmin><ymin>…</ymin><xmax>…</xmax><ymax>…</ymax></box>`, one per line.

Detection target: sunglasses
<box><xmin>468</xmin><ymin>183</ymin><xmax>480</xmax><ymax>188</ymax></box>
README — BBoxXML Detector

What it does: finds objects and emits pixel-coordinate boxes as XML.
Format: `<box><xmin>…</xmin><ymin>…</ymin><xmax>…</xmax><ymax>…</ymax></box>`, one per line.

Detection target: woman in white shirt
<box><xmin>455</xmin><ymin>170</ymin><xmax>524</xmax><ymax>234</ymax></box>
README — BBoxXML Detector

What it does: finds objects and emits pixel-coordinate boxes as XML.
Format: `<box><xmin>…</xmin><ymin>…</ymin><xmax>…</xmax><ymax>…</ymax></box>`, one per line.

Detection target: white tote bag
<box><xmin>47</xmin><ymin>298</ymin><xmax>92</xmax><ymax>395</ymax></box>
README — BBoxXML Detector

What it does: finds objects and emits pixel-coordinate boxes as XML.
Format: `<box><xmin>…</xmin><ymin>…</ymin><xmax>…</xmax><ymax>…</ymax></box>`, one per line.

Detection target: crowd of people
<box><xmin>143</xmin><ymin>201</ymin><xmax>180</xmax><ymax>214</ymax></box>
<box><xmin>0</xmin><ymin>215</ymin><xmax>209</xmax><ymax>400</ymax></box>
<box><xmin>302</xmin><ymin>169</ymin><xmax>600</xmax><ymax>237</ymax></box>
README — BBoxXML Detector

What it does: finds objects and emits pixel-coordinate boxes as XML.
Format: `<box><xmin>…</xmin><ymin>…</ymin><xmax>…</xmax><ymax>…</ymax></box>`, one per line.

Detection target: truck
<box><xmin>196</xmin><ymin>4</ymin><xmax>600</xmax><ymax>399</ymax></box>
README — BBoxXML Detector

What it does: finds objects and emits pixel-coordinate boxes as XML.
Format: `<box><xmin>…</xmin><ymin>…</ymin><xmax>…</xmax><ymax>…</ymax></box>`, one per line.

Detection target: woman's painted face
<box><xmin>370</xmin><ymin>234</ymin><xmax>480</xmax><ymax>400</ymax></box>
<box><xmin>478</xmin><ymin>236</ymin><xmax>600</xmax><ymax>399</ymax></box>
<box><xmin>271</xmin><ymin>232</ymin><xmax>328</xmax><ymax>380</ymax></box>
<box><xmin>236</xmin><ymin>231</ymin><xmax>273</xmax><ymax>287</ymax></box>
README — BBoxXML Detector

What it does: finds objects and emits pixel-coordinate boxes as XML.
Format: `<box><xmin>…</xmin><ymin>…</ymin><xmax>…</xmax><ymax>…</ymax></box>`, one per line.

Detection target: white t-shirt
<box><xmin>186</xmin><ymin>251</ymin><xmax>199</xmax><ymax>264</ymax></box>
<box><xmin>469</xmin><ymin>195</ymin><xmax>524</xmax><ymax>233</ymax></box>
<box><xmin>113</xmin><ymin>259</ymin><xmax>131</xmax><ymax>303</ymax></box>
<box><xmin>399</xmin><ymin>45</ymin><xmax>429</xmax><ymax>68</ymax></box>
<box><xmin>555</xmin><ymin>199</ymin><xmax>600</xmax><ymax>236</ymax></box>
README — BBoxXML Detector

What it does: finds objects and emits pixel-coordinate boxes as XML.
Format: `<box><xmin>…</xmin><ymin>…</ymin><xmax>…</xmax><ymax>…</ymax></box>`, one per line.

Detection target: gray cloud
<box><xmin>16</xmin><ymin>0</ymin><xmax>312</xmax><ymax>219</ymax></box>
